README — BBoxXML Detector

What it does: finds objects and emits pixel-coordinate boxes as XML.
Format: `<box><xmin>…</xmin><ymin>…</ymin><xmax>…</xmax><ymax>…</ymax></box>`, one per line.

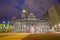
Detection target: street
<box><xmin>0</xmin><ymin>32</ymin><xmax>60</xmax><ymax>40</ymax></box>
<box><xmin>0</xmin><ymin>33</ymin><xmax>30</xmax><ymax>40</ymax></box>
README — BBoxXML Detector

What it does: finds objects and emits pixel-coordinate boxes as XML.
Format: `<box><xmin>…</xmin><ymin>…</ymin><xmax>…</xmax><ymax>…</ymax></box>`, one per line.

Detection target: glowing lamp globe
<box><xmin>22</xmin><ymin>9</ymin><xmax>26</xmax><ymax>13</ymax></box>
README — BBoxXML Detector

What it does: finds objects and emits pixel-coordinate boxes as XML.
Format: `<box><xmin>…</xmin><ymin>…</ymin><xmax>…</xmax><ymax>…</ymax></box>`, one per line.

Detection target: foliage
<box><xmin>0</xmin><ymin>23</ymin><xmax>12</xmax><ymax>32</ymax></box>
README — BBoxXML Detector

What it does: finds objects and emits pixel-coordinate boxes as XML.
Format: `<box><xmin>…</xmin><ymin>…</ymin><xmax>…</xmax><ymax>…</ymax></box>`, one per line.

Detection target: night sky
<box><xmin>0</xmin><ymin>0</ymin><xmax>60</xmax><ymax>23</ymax></box>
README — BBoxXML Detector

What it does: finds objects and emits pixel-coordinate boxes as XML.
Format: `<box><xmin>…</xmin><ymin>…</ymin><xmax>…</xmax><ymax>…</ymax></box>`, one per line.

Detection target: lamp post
<box><xmin>2</xmin><ymin>21</ymin><xmax>6</xmax><ymax>32</ymax></box>
<box><xmin>3</xmin><ymin>21</ymin><xmax>5</xmax><ymax>27</ymax></box>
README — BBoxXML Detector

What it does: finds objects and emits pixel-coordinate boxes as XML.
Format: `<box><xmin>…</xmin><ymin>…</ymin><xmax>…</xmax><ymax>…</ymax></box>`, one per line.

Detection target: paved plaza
<box><xmin>0</xmin><ymin>32</ymin><xmax>60</xmax><ymax>40</ymax></box>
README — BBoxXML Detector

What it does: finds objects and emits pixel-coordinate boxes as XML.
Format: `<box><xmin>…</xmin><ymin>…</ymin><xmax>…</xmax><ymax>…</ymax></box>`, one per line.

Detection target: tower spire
<box><xmin>22</xmin><ymin>7</ymin><xmax>27</xmax><ymax>19</ymax></box>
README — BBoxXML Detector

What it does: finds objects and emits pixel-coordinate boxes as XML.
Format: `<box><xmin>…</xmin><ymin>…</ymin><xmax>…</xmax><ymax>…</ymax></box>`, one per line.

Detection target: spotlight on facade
<box><xmin>58</xmin><ymin>24</ymin><xmax>60</xmax><ymax>26</ymax></box>
<box><xmin>23</xmin><ymin>25</ymin><xmax>26</xmax><ymax>27</ymax></box>
<box><xmin>54</xmin><ymin>25</ymin><xmax>57</xmax><ymax>28</ymax></box>
<box><xmin>22</xmin><ymin>9</ymin><xmax>26</xmax><ymax>13</ymax></box>
<box><xmin>2</xmin><ymin>21</ymin><xmax>6</xmax><ymax>27</ymax></box>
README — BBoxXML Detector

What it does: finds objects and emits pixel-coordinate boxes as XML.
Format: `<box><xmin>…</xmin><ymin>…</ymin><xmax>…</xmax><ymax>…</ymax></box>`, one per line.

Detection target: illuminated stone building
<box><xmin>11</xmin><ymin>13</ymin><xmax>51</xmax><ymax>33</ymax></box>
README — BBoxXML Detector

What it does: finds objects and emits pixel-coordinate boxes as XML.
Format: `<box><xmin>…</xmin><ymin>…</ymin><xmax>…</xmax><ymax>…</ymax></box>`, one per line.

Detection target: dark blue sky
<box><xmin>0</xmin><ymin>0</ymin><xmax>60</xmax><ymax>23</ymax></box>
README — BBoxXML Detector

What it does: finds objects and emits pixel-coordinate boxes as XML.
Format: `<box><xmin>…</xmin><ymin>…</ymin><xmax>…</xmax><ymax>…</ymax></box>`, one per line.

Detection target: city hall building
<box><xmin>11</xmin><ymin>13</ymin><xmax>51</xmax><ymax>33</ymax></box>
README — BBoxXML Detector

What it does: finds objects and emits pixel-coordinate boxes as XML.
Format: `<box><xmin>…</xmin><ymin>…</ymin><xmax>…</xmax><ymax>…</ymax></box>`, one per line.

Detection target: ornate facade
<box><xmin>11</xmin><ymin>13</ymin><xmax>51</xmax><ymax>33</ymax></box>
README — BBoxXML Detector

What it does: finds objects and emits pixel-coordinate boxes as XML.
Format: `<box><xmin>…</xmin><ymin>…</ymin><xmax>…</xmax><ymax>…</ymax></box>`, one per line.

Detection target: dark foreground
<box><xmin>0</xmin><ymin>32</ymin><xmax>60</xmax><ymax>40</ymax></box>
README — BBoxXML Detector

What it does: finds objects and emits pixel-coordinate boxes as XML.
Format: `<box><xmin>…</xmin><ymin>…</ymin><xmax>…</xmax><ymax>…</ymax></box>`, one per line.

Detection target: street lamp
<box><xmin>3</xmin><ymin>21</ymin><xmax>5</xmax><ymax>24</ymax></box>
<box><xmin>3</xmin><ymin>21</ymin><xmax>5</xmax><ymax>27</ymax></box>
